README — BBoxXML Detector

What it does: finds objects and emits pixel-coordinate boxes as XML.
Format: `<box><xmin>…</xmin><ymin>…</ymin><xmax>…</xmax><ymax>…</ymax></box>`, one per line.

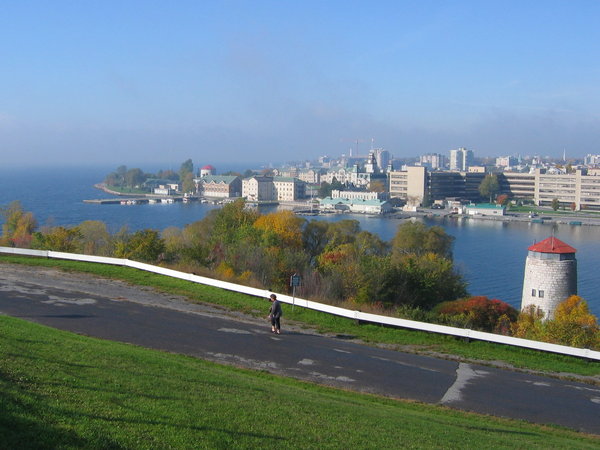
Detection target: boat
<box><xmin>569</xmin><ymin>221</ymin><xmax>582</xmax><ymax>226</ymax></box>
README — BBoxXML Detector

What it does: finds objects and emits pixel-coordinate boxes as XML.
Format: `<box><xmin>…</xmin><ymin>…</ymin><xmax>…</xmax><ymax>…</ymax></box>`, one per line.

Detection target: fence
<box><xmin>1</xmin><ymin>246</ymin><xmax>599</xmax><ymax>362</ymax></box>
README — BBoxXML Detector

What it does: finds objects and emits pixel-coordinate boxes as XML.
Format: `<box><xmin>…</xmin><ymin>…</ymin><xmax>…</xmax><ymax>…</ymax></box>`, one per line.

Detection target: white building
<box><xmin>449</xmin><ymin>147</ymin><xmax>474</xmax><ymax>171</ymax></box>
<box><xmin>242</xmin><ymin>176</ymin><xmax>305</xmax><ymax>202</ymax></box>
<box><xmin>521</xmin><ymin>237</ymin><xmax>577</xmax><ymax>320</ymax></box>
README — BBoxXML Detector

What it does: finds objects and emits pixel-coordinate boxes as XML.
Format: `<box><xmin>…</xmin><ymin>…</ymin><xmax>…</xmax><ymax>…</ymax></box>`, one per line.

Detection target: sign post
<box><xmin>290</xmin><ymin>273</ymin><xmax>301</xmax><ymax>311</ymax></box>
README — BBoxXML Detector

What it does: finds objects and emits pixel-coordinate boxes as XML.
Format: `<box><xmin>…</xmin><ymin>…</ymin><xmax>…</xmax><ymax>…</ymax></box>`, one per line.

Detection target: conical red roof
<box><xmin>528</xmin><ymin>237</ymin><xmax>576</xmax><ymax>254</ymax></box>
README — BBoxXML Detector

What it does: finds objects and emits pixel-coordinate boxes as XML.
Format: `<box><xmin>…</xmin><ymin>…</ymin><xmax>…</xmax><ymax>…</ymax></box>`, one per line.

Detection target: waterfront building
<box><xmin>521</xmin><ymin>237</ymin><xmax>577</xmax><ymax>320</ymax></box>
<box><xmin>242</xmin><ymin>176</ymin><xmax>305</xmax><ymax>202</ymax></box>
<box><xmin>195</xmin><ymin>175</ymin><xmax>241</xmax><ymax>198</ymax></box>
<box><xmin>331</xmin><ymin>189</ymin><xmax>388</xmax><ymax>201</ymax></box>
<box><xmin>465</xmin><ymin>203</ymin><xmax>505</xmax><ymax>216</ymax></box>
<box><xmin>242</xmin><ymin>176</ymin><xmax>274</xmax><ymax>202</ymax></box>
<box><xmin>273</xmin><ymin>176</ymin><xmax>305</xmax><ymax>201</ymax></box>
<box><xmin>389</xmin><ymin>167</ymin><xmax>484</xmax><ymax>205</ymax></box>
<box><xmin>319</xmin><ymin>197</ymin><xmax>392</xmax><ymax>214</ymax></box>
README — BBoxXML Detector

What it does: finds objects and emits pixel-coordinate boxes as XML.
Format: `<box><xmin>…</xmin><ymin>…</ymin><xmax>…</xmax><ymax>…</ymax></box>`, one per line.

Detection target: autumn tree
<box><xmin>434</xmin><ymin>296</ymin><xmax>518</xmax><ymax>332</ymax></box>
<box><xmin>0</xmin><ymin>201</ymin><xmax>37</xmax><ymax>248</ymax></box>
<box><xmin>368</xmin><ymin>180</ymin><xmax>386</xmax><ymax>193</ymax></box>
<box><xmin>546</xmin><ymin>296</ymin><xmax>599</xmax><ymax>348</ymax></box>
<box><xmin>253</xmin><ymin>210</ymin><xmax>305</xmax><ymax>248</ymax></box>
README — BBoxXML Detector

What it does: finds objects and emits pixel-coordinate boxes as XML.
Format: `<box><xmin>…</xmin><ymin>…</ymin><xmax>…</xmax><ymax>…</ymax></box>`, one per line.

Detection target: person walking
<box><xmin>268</xmin><ymin>293</ymin><xmax>282</xmax><ymax>334</ymax></box>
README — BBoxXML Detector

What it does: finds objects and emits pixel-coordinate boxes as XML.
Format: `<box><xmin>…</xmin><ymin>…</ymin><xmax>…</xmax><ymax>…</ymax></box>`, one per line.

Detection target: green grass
<box><xmin>1</xmin><ymin>254</ymin><xmax>599</xmax><ymax>378</ymax></box>
<box><xmin>1</xmin><ymin>315</ymin><xmax>598</xmax><ymax>448</ymax></box>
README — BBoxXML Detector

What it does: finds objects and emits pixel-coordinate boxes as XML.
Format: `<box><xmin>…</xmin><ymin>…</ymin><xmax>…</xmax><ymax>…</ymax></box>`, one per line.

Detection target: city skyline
<box><xmin>2</xmin><ymin>1</ymin><xmax>600</xmax><ymax>168</ymax></box>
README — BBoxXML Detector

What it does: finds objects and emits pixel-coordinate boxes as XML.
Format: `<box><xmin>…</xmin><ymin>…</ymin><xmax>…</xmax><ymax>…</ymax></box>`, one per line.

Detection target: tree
<box><xmin>496</xmin><ymin>194</ymin><xmax>509</xmax><ymax>206</ymax></box>
<box><xmin>0</xmin><ymin>201</ymin><xmax>37</xmax><ymax>248</ymax></box>
<box><xmin>114</xmin><ymin>229</ymin><xmax>165</xmax><ymax>263</ymax></box>
<box><xmin>77</xmin><ymin>220</ymin><xmax>112</xmax><ymax>255</ymax></box>
<box><xmin>124</xmin><ymin>168</ymin><xmax>146</xmax><ymax>188</ymax></box>
<box><xmin>318</xmin><ymin>181</ymin><xmax>332</xmax><ymax>198</ymax></box>
<box><xmin>33</xmin><ymin>226</ymin><xmax>82</xmax><ymax>252</ymax></box>
<box><xmin>478</xmin><ymin>174</ymin><xmax>500</xmax><ymax>203</ymax></box>
<box><xmin>181</xmin><ymin>172</ymin><xmax>195</xmax><ymax>194</ymax></box>
<box><xmin>253</xmin><ymin>210</ymin><xmax>305</xmax><ymax>248</ymax></box>
<box><xmin>551</xmin><ymin>198</ymin><xmax>560</xmax><ymax>211</ymax></box>
<box><xmin>434</xmin><ymin>296</ymin><xmax>518</xmax><ymax>332</ymax></box>
<box><xmin>368</xmin><ymin>180</ymin><xmax>386</xmax><ymax>193</ymax></box>
<box><xmin>546</xmin><ymin>296</ymin><xmax>599</xmax><ymax>348</ymax></box>
<box><xmin>180</xmin><ymin>159</ymin><xmax>194</xmax><ymax>177</ymax></box>
<box><xmin>391</xmin><ymin>221</ymin><xmax>454</xmax><ymax>260</ymax></box>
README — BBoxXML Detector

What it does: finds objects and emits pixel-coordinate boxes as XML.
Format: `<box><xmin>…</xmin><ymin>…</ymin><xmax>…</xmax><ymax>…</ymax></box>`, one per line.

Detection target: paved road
<box><xmin>1</xmin><ymin>264</ymin><xmax>600</xmax><ymax>434</ymax></box>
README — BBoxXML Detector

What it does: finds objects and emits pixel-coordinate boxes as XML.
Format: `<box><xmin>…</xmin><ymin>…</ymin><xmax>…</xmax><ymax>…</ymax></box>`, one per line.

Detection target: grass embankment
<box><xmin>2</xmin><ymin>254</ymin><xmax>599</xmax><ymax>378</ymax></box>
<box><xmin>1</xmin><ymin>315</ymin><xmax>598</xmax><ymax>448</ymax></box>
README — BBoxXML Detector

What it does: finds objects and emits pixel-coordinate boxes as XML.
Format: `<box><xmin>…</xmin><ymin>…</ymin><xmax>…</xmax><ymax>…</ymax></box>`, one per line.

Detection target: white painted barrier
<box><xmin>2</xmin><ymin>246</ymin><xmax>599</xmax><ymax>361</ymax></box>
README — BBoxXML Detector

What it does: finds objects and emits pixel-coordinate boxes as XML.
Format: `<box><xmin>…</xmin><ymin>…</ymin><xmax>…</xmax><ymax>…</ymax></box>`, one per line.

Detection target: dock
<box><xmin>84</xmin><ymin>196</ymin><xmax>198</xmax><ymax>205</ymax></box>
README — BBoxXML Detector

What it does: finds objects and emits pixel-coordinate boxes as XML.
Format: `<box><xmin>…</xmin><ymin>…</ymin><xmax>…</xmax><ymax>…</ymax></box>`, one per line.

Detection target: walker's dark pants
<box><xmin>271</xmin><ymin>316</ymin><xmax>280</xmax><ymax>331</ymax></box>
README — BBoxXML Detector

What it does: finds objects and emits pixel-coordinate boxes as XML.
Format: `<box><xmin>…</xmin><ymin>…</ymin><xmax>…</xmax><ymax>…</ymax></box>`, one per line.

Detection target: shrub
<box><xmin>434</xmin><ymin>296</ymin><xmax>518</xmax><ymax>332</ymax></box>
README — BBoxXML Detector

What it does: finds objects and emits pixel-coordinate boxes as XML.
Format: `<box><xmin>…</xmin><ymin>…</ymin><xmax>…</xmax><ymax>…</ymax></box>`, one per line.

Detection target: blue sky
<box><xmin>1</xmin><ymin>1</ymin><xmax>599</xmax><ymax>168</ymax></box>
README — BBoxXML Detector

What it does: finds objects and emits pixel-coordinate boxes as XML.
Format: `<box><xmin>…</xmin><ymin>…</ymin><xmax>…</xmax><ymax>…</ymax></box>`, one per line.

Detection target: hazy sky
<box><xmin>2</xmin><ymin>1</ymin><xmax>600</xmax><ymax>168</ymax></box>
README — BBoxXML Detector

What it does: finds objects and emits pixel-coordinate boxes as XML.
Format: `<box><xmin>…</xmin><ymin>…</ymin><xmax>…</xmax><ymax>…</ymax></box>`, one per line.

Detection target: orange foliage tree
<box><xmin>434</xmin><ymin>296</ymin><xmax>518</xmax><ymax>332</ymax></box>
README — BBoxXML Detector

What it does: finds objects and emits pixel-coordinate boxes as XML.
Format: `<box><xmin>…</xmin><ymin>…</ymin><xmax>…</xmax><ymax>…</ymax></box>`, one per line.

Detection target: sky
<box><xmin>1</xmin><ymin>1</ymin><xmax>600</xmax><ymax>169</ymax></box>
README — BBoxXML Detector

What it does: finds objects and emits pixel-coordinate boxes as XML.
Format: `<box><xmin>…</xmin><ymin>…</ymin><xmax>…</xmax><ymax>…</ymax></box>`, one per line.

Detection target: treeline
<box><xmin>1</xmin><ymin>200</ymin><xmax>599</xmax><ymax>349</ymax></box>
<box><xmin>104</xmin><ymin>160</ymin><xmax>197</xmax><ymax>194</ymax></box>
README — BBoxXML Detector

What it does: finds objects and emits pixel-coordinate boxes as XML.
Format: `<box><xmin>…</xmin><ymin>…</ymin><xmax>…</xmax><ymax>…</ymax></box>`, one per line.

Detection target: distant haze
<box><xmin>2</xmin><ymin>1</ymin><xmax>599</xmax><ymax>168</ymax></box>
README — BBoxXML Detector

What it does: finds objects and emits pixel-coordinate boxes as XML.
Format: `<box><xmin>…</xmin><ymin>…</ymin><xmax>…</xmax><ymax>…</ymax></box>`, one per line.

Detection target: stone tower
<box><xmin>521</xmin><ymin>237</ymin><xmax>577</xmax><ymax>320</ymax></box>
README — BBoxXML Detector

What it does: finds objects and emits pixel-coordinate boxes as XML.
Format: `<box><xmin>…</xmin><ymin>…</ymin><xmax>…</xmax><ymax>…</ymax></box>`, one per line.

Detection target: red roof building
<box><xmin>528</xmin><ymin>237</ymin><xmax>576</xmax><ymax>254</ymax></box>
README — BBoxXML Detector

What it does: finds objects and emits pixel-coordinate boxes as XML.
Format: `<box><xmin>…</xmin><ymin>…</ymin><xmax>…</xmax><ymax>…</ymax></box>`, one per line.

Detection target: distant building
<box><xmin>420</xmin><ymin>153</ymin><xmax>446</xmax><ymax>170</ymax></box>
<box><xmin>199</xmin><ymin>165</ymin><xmax>217</xmax><ymax>177</ymax></box>
<box><xmin>496</xmin><ymin>156</ymin><xmax>518</xmax><ymax>168</ymax></box>
<box><xmin>521</xmin><ymin>237</ymin><xmax>577</xmax><ymax>320</ymax></box>
<box><xmin>449</xmin><ymin>147</ymin><xmax>474</xmax><ymax>171</ymax></box>
<box><xmin>242</xmin><ymin>176</ymin><xmax>305</xmax><ymax>202</ymax></box>
<box><xmin>319</xmin><ymin>197</ymin><xmax>392</xmax><ymax>214</ymax></box>
<box><xmin>584</xmin><ymin>154</ymin><xmax>600</xmax><ymax>166</ymax></box>
<box><xmin>465</xmin><ymin>203</ymin><xmax>505</xmax><ymax>216</ymax></box>
<box><xmin>196</xmin><ymin>175</ymin><xmax>241</xmax><ymax>198</ymax></box>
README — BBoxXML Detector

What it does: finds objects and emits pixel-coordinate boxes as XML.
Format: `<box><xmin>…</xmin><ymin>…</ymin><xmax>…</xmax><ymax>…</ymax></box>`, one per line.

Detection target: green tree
<box><xmin>33</xmin><ymin>226</ymin><xmax>82</xmax><ymax>252</ymax></box>
<box><xmin>124</xmin><ymin>168</ymin><xmax>146</xmax><ymax>188</ymax></box>
<box><xmin>391</xmin><ymin>221</ymin><xmax>454</xmax><ymax>260</ymax></box>
<box><xmin>551</xmin><ymin>198</ymin><xmax>560</xmax><ymax>211</ymax></box>
<box><xmin>478</xmin><ymin>174</ymin><xmax>500</xmax><ymax>202</ymax></box>
<box><xmin>115</xmin><ymin>229</ymin><xmax>165</xmax><ymax>263</ymax></box>
<box><xmin>181</xmin><ymin>172</ymin><xmax>195</xmax><ymax>194</ymax></box>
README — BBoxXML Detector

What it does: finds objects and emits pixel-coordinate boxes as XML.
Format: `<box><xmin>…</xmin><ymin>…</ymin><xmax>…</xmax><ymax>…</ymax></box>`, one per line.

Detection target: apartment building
<box><xmin>242</xmin><ymin>176</ymin><xmax>305</xmax><ymax>202</ymax></box>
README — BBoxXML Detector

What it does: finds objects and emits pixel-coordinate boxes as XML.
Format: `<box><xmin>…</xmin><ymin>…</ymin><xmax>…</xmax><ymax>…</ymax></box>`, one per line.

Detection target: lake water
<box><xmin>1</xmin><ymin>166</ymin><xmax>599</xmax><ymax>315</ymax></box>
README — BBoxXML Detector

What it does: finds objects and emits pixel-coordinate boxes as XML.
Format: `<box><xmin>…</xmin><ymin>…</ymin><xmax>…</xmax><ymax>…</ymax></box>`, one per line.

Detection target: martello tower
<box><xmin>521</xmin><ymin>237</ymin><xmax>577</xmax><ymax>320</ymax></box>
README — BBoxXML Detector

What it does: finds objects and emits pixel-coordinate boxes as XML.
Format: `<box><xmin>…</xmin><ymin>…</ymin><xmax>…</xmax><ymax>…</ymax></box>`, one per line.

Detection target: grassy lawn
<box><xmin>1</xmin><ymin>254</ymin><xmax>599</xmax><ymax>379</ymax></box>
<box><xmin>1</xmin><ymin>315</ymin><xmax>598</xmax><ymax>448</ymax></box>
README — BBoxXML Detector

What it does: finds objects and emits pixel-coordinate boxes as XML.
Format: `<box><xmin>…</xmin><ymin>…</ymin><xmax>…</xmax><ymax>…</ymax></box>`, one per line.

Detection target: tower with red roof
<box><xmin>521</xmin><ymin>236</ymin><xmax>577</xmax><ymax>320</ymax></box>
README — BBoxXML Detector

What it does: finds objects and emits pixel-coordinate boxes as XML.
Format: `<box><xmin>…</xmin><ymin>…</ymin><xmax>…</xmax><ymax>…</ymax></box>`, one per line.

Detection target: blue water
<box><xmin>1</xmin><ymin>166</ymin><xmax>599</xmax><ymax>315</ymax></box>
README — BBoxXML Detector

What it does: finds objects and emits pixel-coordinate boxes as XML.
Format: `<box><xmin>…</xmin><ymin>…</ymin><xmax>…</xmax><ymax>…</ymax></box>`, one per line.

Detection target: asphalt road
<box><xmin>1</xmin><ymin>264</ymin><xmax>600</xmax><ymax>434</ymax></box>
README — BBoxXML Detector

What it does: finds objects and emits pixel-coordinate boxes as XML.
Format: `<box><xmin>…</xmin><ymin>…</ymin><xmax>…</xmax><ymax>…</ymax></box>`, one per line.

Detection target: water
<box><xmin>1</xmin><ymin>166</ymin><xmax>599</xmax><ymax>314</ymax></box>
